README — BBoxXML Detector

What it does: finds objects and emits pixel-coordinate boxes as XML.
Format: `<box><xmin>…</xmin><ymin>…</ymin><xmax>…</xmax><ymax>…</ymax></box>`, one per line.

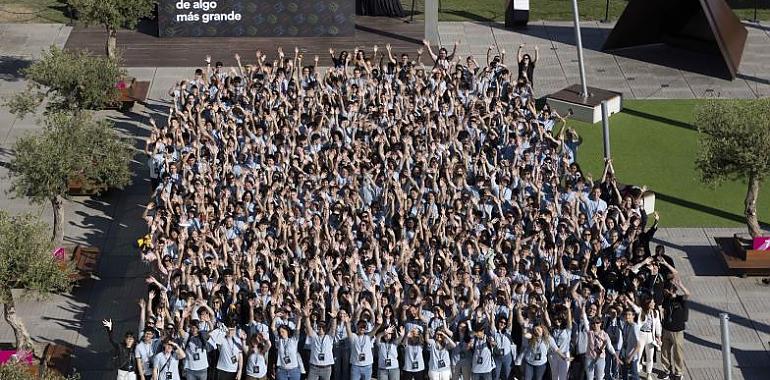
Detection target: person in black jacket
<box><xmin>104</xmin><ymin>318</ymin><xmax>138</xmax><ymax>380</ymax></box>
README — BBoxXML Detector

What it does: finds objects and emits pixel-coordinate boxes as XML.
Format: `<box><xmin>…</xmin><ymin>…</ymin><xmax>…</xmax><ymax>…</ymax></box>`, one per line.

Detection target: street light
<box><xmin>571</xmin><ymin>0</ymin><xmax>589</xmax><ymax>98</ymax></box>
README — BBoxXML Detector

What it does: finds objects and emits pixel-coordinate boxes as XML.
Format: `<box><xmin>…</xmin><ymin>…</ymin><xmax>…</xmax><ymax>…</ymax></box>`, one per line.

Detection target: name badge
<box><xmin>359</xmin><ymin>353</ymin><xmax>366</xmax><ymax>362</ymax></box>
<box><xmin>438</xmin><ymin>359</ymin><xmax>446</xmax><ymax>368</ymax></box>
<box><xmin>477</xmin><ymin>356</ymin><xmax>483</xmax><ymax>364</ymax></box>
<box><xmin>231</xmin><ymin>355</ymin><xmax>237</xmax><ymax>364</ymax></box>
<box><xmin>412</xmin><ymin>361</ymin><xmax>418</xmax><ymax>370</ymax></box>
<box><xmin>318</xmin><ymin>353</ymin><xmax>325</xmax><ymax>361</ymax></box>
<box><xmin>283</xmin><ymin>356</ymin><xmax>291</xmax><ymax>364</ymax></box>
<box><xmin>534</xmin><ymin>352</ymin><xmax>541</xmax><ymax>361</ymax></box>
<box><xmin>385</xmin><ymin>358</ymin><xmax>392</xmax><ymax>366</ymax></box>
<box><xmin>193</xmin><ymin>353</ymin><xmax>200</xmax><ymax>361</ymax></box>
<box><xmin>165</xmin><ymin>372</ymin><xmax>173</xmax><ymax>380</ymax></box>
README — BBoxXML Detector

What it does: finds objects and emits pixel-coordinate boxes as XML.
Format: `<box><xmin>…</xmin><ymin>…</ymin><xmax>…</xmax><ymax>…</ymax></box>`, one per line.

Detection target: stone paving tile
<box><xmin>477</xmin><ymin>19</ymin><xmax>770</xmax><ymax>99</ymax></box>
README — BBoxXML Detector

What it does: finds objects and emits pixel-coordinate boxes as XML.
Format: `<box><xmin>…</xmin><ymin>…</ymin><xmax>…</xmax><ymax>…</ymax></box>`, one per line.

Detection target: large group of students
<box><xmin>105</xmin><ymin>41</ymin><xmax>690</xmax><ymax>380</ymax></box>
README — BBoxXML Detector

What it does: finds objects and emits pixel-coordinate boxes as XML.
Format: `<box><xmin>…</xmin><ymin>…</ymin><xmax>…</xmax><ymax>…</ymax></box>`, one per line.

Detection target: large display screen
<box><xmin>157</xmin><ymin>0</ymin><xmax>355</xmax><ymax>37</ymax></box>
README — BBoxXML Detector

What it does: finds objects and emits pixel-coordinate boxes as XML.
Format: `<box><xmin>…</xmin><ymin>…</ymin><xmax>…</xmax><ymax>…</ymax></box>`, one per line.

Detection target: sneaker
<box><xmin>658</xmin><ymin>372</ymin><xmax>670</xmax><ymax>380</ymax></box>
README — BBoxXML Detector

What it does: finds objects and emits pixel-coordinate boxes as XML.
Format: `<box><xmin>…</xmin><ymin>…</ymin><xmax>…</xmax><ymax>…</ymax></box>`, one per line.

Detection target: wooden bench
<box><xmin>117</xmin><ymin>80</ymin><xmax>150</xmax><ymax>112</ymax></box>
<box><xmin>66</xmin><ymin>245</ymin><xmax>101</xmax><ymax>282</ymax></box>
<box><xmin>716</xmin><ymin>236</ymin><xmax>770</xmax><ymax>277</ymax></box>
<box><xmin>42</xmin><ymin>343</ymin><xmax>72</xmax><ymax>377</ymax></box>
<box><xmin>66</xmin><ymin>174</ymin><xmax>107</xmax><ymax>196</ymax></box>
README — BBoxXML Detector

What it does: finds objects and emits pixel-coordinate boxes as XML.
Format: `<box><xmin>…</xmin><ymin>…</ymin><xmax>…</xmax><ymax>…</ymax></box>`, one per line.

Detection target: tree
<box><xmin>695</xmin><ymin>98</ymin><xmax>770</xmax><ymax>238</ymax></box>
<box><xmin>1</xmin><ymin>359</ymin><xmax>79</xmax><ymax>380</ymax></box>
<box><xmin>4</xmin><ymin>46</ymin><xmax>124</xmax><ymax>117</ymax></box>
<box><xmin>8</xmin><ymin>112</ymin><xmax>135</xmax><ymax>242</ymax></box>
<box><xmin>0</xmin><ymin>211</ymin><xmax>74</xmax><ymax>352</ymax></box>
<box><xmin>69</xmin><ymin>0</ymin><xmax>157</xmax><ymax>59</ymax></box>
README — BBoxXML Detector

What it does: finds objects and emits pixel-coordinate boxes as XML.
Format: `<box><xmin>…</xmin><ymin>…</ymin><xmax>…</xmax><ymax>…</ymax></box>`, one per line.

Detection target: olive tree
<box><xmin>0</xmin><ymin>211</ymin><xmax>74</xmax><ymax>352</ymax></box>
<box><xmin>8</xmin><ymin>112</ymin><xmax>134</xmax><ymax>242</ymax></box>
<box><xmin>4</xmin><ymin>46</ymin><xmax>124</xmax><ymax>117</ymax></box>
<box><xmin>69</xmin><ymin>0</ymin><xmax>157</xmax><ymax>59</ymax></box>
<box><xmin>695</xmin><ymin>98</ymin><xmax>770</xmax><ymax>237</ymax></box>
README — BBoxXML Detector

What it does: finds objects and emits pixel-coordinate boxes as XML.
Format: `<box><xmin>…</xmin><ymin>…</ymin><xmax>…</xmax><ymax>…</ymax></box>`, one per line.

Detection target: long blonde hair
<box><xmin>529</xmin><ymin>324</ymin><xmax>551</xmax><ymax>351</ymax></box>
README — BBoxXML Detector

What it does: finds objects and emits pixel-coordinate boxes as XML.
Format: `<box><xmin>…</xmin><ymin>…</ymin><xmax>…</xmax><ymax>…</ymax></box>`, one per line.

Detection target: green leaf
<box><xmin>7</xmin><ymin>46</ymin><xmax>125</xmax><ymax>116</ymax></box>
<box><xmin>69</xmin><ymin>0</ymin><xmax>158</xmax><ymax>30</ymax></box>
<box><xmin>8</xmin><ymin>112</ymin><xmax>135</xmax><ymax>206</ymax></box>
<box><xmin>694</xmin><ymin>99</ymin><xmax>770</xmax><ymax>185</ymax></box>
<box><xmin>0</xmin><ymin>211</ymin><xmax>74</xmax><ymax>301</ymax></box>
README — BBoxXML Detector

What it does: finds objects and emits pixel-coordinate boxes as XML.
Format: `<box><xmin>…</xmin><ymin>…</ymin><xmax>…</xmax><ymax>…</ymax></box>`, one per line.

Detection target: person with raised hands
<box><xmin>426</xmin><ymin>327</ymin><xmax>456</xmax><ymax>380</ymax></box>
<box><xmin>304</xmin><ymin>305</ymin><xmax>335</xmax><ymax>380</ymax></box>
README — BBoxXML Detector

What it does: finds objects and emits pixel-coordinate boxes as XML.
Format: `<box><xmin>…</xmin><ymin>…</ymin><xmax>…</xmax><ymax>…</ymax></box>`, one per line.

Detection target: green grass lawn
<box><xmin>2</xmin><ymin>0</ymin><xmax>767</xmax><ymax>23</ymax></box>
<box><xmin>565</xmin><ymin>99</ymin><xmax>770</xmax><ymax>228</ymax></box>
<box><xmin>402</xmin><ymin>0</ymin><xmax>770</xmax><ymax>22</ymax></box>
<box><xmin>0</xmin><ymin>0</ymin><xmax>71</xmax><ymax>23</ymax></box>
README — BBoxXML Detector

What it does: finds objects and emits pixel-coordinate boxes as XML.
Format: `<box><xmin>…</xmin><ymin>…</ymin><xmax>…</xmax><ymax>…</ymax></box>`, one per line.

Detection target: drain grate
<box><xmin>627</xmin><ymin>77</ymin><xmax>636</xmax><ymax>81</ymax></box>
<box><xmin>661</xmin><ymin>84</ymin><xmax>669</xmax><ymax>88</ymax></box>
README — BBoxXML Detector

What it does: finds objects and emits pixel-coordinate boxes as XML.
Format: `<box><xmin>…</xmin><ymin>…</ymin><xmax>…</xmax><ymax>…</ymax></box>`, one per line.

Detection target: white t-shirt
<box><xmin>246</xmin><ymin>351</ymin><xmax>268</xmax><ymax>378</ymax></box>
<box><xmin>349</xmin><ymin>333</ymin><xmax>374</xmax><ymax>366</ymax></box>
<box><xmin>377</xmin><ymin>340</ymin><xmax>399</xmax><ymax>369</ymax></box>
<box><xmin>152</xmin><ymin>352</ymin><xmax>181</xmax><ymax>380</ymax></box>
<box><xmin>427</xmin><ymin>340</ymin><xmax>451</xmax><ymax>372</ymax></box>
<box><xmin>403</xmin><ymin>343</ymin><xmax>425</xmax><ymax>372</ymax></box>
<box><xmin>276</xmin><ymin>337</ymin><xmax>301</xmax><ymax>369</ymax></box>
<box><xmin>211</xmin><ymin>331</ymin><xmax>243</xmax><ymax>373</ymax></box>
<box><xmin>308</xmin><ymin>334</ymin><xmax>335</xmax><ymax>366</ymax></box>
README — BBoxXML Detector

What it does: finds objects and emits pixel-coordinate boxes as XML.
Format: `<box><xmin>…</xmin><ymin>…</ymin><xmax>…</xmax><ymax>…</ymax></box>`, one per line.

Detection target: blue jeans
<box><xmin>493</xmin><ymin>354</ymin><xmax>513</xmax><ymax>380</ymax></box>
<box><xmin>277</xmin><ymin>366</ymin><xmax>301</xmax><ymax>380</ymax></box>
<box><xmin>351</xmin><ymin>364</ymin><xmax>373</xmax><ymax>380</ymax></box>
<box><xmin>585</xmin><ymin>356</ymin><xmax>606</xmax><ymax>380</ymax></box>
<box><xmin>472</xmin><ymin>372</ymin><xmax>494</xmax><ymax>380</ymax></box>
<box><xmin>523</xmin><ymin>362</ymin><xmax>546</xmax><ymax>380</ymax></box>
<box><xmin>620</xmin><ymin>358</ymin><xmax>639</xmax><ymax>380</ymax></box>
<box><xmin>334</xmin><ymin>343</ymin><xmax>351</xmax><ymax>380</ymax></box>
<box><xmin>605</xmin><ymin>353</ymin><xmax>620</xmax><ymax>379</ymax></box>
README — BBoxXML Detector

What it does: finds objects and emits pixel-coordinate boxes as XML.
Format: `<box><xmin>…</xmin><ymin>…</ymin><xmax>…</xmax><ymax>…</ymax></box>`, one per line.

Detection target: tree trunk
<box><xmin>2</xmin><ymin>288</ymin><xmax>33</xmax><ymax>352</ymax></box>
<box><xmin>745</xmin><ymin>173</ymin><xmax>762</xmax><ymax>238</ymax></box>
<box><xmin>106</xmin><ymin>27</ymin><xmax>117</xmax><ymax>59</ymax></box>
<box><xmin>51</xmin><ymin>196</ymin><xmax>63</xmax><ymax>243</ymax></box>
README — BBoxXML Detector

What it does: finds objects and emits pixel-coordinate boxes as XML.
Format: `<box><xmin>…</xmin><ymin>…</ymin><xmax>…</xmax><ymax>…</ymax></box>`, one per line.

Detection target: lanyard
<box><xmin>160</xmin><ymin>354</ymin><xmax>173</xmax><ymax>373</ymax></box>
<box><xmin>408</xmin><ymin>344</ymin><xmax>420</xmax><ymax>363</ymax></box>
<box><xmin>355</xmin><ymin>335</ymin><xmax>367</xmax><ymax>355</ymax></box>
<box><xmin>280</xmin><ymin>338</ymin><xmax>290</xmax><ymax>357</ymax></box>
<box><xmin>227</xmin><ymin>337</ymin><xmax>236</xmax><ymax>355</ymax></box>
<box><xmin>315</xmin><ymin>335</ymin><xmax>327</xmax><ymax>354</ymax></box>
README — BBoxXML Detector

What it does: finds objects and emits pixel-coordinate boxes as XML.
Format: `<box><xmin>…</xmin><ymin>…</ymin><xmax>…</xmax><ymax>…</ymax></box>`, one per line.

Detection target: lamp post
<box><xmin>571</xmin><ymin>0</ymin><xmax>589</xmax><ymax>98</ymax></box>
<box><xmin>602</xmin><ymin>0</ymin><xmax>610</xmax><ymax>23</ymax></box>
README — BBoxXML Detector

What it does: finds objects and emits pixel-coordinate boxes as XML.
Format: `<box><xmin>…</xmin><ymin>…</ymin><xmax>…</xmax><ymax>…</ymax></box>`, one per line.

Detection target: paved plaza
<box><xmin>0</xmin><ymin>21</ymin><xmax>769</xmax><ymax>380</ymax></box>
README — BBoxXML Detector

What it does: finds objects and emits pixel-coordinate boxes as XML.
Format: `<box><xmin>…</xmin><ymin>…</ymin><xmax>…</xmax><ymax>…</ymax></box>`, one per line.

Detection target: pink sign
<box><xmin>754</xmin><ymin>237</ymin><xmax>770</xmax><ymax>251</ymax></box>
<box><xmin>52</xmin><ymin>247</ymin><xmax>66</xmax><ymax>260</ymax></box>
<box><xmin>0</xmin><ymin>349</ymin><xmax>34</xmax><ymax>364</ymax></box>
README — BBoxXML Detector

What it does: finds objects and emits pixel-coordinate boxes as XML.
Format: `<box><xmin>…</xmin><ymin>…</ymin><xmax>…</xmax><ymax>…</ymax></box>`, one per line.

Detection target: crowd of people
<box><xmin>106</xmin><ymin>41</ymin><xmax>691</xmax><ymax>380</ymax></box>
